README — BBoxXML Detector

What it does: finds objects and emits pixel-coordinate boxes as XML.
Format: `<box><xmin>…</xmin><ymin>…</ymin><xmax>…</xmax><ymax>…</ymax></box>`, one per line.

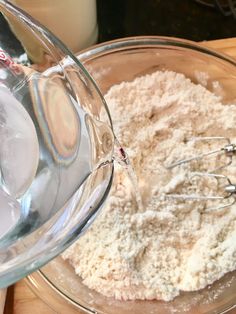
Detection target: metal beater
<box><xmin>165</xmin><ymin>136</ymin><xmax>236</xmax><ymax>211</ymax></box>
<box><xmin>166</xmin><ymin>137</ymin><xmax>236</xmax><ymax>171</ymax></box>
<box><xmin>165</xmin><ymin>172</ymin><xmax>236</xmax><ymax>211</ymax></box>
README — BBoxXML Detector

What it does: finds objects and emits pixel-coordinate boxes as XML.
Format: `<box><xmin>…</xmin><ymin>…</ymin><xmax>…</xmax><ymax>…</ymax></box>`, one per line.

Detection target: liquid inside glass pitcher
<box><xmin>0</xmin><ymin>71</ymin><xmax>114</xmax><ymax>243</ymax></box>
<box><xmin>0</xmin><ymin>1</ymin><xmax>117</xmax><ymax>287</ymax></box>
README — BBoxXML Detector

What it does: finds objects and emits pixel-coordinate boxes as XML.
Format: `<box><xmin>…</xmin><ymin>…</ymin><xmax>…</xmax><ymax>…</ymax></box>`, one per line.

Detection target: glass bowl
<box><xmin>26</xmin><ymin>36</ymin><xmax>236</xmax><ymax>314</ymax></box>
<box><xmin>0</xmin><ymin>1</ymin><xmax>113</xmax><ymax>287</ymax></box>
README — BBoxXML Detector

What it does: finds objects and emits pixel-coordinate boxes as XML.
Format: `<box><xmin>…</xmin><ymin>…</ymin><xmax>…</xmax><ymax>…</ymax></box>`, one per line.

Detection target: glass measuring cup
<box><xmin>0</xmin><ymin>1</ymin><xmax>114</xmax><ymax>287</ymax></box>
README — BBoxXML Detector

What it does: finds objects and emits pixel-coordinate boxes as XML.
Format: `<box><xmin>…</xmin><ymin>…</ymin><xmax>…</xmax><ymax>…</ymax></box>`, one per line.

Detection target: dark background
<box><xmin>97</xmin><ymin>0</ymin><xmax>236</xmax><ymax>42</ymax></box>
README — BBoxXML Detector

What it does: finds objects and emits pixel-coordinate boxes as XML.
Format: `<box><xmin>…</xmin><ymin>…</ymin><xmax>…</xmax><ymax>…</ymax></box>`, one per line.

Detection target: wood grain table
<box><xmin>4</xmin><ymin>37</ymin><xmax>236</xmax><ymax>314</ymax></box>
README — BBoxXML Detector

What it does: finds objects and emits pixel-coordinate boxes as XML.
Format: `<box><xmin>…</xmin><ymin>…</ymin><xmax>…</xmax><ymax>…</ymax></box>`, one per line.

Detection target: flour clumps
<box><xmin>62</xmin><ymin>70</ymin><xmax>236</xmax><ymax>301</ymax></box>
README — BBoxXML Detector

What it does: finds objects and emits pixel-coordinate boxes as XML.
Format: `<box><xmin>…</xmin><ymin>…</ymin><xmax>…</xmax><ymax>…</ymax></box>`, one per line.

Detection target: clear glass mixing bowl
<box><xmin>0</xmin><ymin>1</ymin><xmax>114</xmax><ymax>287</ymax></box>
<box><xmin>27</xmin><ymin>37</ymin><xmax>236</xmax><ymax>314</ymax></box>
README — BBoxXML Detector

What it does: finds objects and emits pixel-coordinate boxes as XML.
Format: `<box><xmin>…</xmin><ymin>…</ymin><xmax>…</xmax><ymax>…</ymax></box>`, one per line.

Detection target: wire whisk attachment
<box><xmin>165</xmin><ymin>172</ymin><xmax>236</xmax><ymax>212</ymax></box>
<box><xmin>166</xmin><ymin>137</ymin><xmax>236</xmax><ymax>171</ymax></box>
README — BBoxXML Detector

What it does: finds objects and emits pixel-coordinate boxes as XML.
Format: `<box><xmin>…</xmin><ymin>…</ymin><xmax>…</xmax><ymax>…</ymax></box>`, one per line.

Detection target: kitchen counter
<box><xmin>3</xmin><ymin>37</ymin><xmax>236</xmax><ymax>314</ymax></box>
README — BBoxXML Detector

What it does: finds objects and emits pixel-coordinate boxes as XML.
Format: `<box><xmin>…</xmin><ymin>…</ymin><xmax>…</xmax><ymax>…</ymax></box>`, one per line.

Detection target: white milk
<box><xmin>9</xmin><ymin>0</ymin><xmax>98</xmax><ymax>53</ymax></box>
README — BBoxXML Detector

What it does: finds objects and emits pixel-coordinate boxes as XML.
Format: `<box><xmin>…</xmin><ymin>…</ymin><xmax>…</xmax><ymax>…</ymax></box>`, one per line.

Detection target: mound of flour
<box><xmin>62</xmin><ymin>70</ymin><xmax>236</xmax><ymax>301</ymax></box>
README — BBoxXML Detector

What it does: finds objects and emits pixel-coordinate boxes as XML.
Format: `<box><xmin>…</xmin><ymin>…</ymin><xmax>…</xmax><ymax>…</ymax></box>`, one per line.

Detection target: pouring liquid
<box><xmin>113</xmin><ymin>138</ymin><xmax>143</xmax><ymax>211</ymax></box>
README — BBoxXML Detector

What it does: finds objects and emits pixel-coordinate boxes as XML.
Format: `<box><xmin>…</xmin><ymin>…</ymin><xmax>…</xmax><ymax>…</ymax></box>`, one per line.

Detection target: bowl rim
<box><xmin>77</xmin><ymin>35</ymin><xmax>236</xmax><ymax>67</ymax></box>
<box><xmin>26</xmin><ymin>270</ymin><xmax>94</xmax><ymax>314</ymax></box>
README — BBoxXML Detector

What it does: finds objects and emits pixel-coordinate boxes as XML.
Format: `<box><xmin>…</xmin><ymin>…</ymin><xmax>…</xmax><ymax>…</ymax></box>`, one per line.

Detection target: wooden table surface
<box><xmin>3</xmin><ymin>37</ymin><xmax>236</xmax><ymax>314</ymax></box>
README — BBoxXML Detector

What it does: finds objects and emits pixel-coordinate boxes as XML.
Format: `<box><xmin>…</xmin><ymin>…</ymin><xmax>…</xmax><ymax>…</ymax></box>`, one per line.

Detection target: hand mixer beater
<box><xmin>165</xmin><ymin>136</ymin><xmax>236</xmax><ymax>211</ymax></box>
<box><xmin>167</xmin><ymin>137</ymin><xmax>236</xmax><ymax>170</ymax></box>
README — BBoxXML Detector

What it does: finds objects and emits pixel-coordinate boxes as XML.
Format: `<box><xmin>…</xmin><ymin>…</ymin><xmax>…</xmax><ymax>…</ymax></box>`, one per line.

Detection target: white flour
<box><xmin>62</xmin><ymin>70</ymin><xmax>236</xmax><ymax>301</ymax></box>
